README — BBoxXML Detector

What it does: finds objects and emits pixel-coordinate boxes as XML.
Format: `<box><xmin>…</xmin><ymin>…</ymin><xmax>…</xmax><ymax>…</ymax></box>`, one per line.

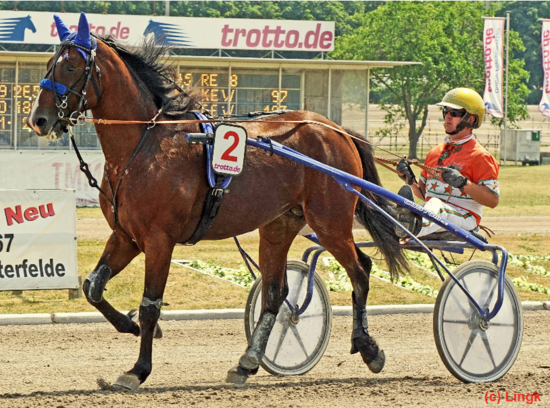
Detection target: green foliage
<box><xmin>508</xmin><ymin>254</ymin><xmax>550</xmax><ymax>277</ymax></box>
<box><xmin>186</xmin><ymin>260</ymin><xmax>255</xmax><ymax>288</ymax></box>
<box><xmin>406</xmin><ymin>251</ymin><xmax>448</xmax><ymax>275</ymax></box>
<box><xmin>497</xmin><ymin>1</ymin><xmax>550</xmax><ymax>104</ymax></box>
<box><xmin>512</xmin><ymin>276</ymin><xmax>550</xmax><ymax>295</ymax></box>
<box><xmin>331</xmin><ymin>1</ymin><xmax>530</xmax><ymax>159</ymax></box>
<box><xmin>326</xmin><ymin>258</ymin><xmax>439</xmax><ymax>298</ymax></box>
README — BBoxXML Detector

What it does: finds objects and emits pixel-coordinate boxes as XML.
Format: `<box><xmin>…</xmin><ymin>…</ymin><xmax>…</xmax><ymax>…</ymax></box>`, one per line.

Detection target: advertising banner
<box><xmin>0</xmin><ymin>11</ymin><xmax>335</xmax><ymax>51</ymax></box>
<box><xmin>539</xmin><ymin>20</ymin><xmax>550</xmax><ymax>117</ymax></box>
<box><xmin>0</xmin><ymin>189</ymin><xmax>78</xmax><ymax>291</ymax></box>
<box><xmin>482</xmin><ymin>18</ymin><xmax>505</xmax><ymax>119</ymax></box>
<box><xmin>0</xmin><ymin>152</ymin><xmax>104</xmax><ymax>206</ymax></box>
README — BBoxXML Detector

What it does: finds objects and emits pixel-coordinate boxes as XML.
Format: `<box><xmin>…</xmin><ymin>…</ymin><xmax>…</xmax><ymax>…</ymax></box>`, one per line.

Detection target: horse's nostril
<box><xmin>36</xmin><ymin>117</ymin><xmax>47</xmax><ymax>127</ymax></box>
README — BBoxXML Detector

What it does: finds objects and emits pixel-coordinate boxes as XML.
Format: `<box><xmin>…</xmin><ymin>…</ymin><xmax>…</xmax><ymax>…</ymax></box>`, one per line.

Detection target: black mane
<box><xmin>98</xmin><ymin>35</ymin><xmax>201</xmax><ymax>116</ymax></box>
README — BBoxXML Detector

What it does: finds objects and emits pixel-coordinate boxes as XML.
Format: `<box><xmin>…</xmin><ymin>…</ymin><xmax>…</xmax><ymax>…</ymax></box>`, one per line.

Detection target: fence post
<box><xmin>69</xmin><ymin>276</ymin><xmax>83</xmax><ymax>300</ymax></box>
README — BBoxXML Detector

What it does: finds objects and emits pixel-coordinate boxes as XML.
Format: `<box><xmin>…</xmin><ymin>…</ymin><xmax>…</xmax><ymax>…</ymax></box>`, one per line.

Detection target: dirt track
<box><xmin>0</xmin><ymin>311</ymin><xmax>547</xmax><ymax>407</ymax></box>
<box><xmin>77</xmin><ymin>216</ymin><xmax>550</xmax><ymax>241</ymax></box>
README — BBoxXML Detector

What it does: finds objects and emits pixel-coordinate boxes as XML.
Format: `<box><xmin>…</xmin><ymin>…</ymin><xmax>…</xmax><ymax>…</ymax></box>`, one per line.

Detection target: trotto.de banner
<box><xmin>482</xmin><ymin>17</ymin><xmax>505</xmax><ymax>119</ymax></box>
<box><xmin>0</xmin><ymin>11</ymin><xmax>335</xmax><ymax>51</ymax></box>
<box><xmin>0</xmin><ymin>189</ymin><xmax>78</xmax><ymax>291</ymax></box>
<box><xmin>539</xmin><ymin>19</ymin><xmax>550</xmax><ymax>117</ymax></box>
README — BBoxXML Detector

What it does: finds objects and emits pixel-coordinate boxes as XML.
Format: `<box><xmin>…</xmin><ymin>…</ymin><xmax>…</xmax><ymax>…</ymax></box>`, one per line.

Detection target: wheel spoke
<box><xmin>461</xmin><ymin>277</ymin><xmax>482</xmax><ymax>312</ymax></box>
<box><xmin>489</xmin><ymin>322</ymin><xmax>516</xmax><ymax>327</ymax></box>
<box><xmin>448</xmin><ymin>290</ymin><xmax>472</xmax><ymax>320</ymax></box>
<box><xmin>461</xmin><ymin>277</ymin><xmax>470</xmax><ymax>295</ymax></box>
<box><xmin>287</xmin><ymin>274</ymin><xmax>306</xmax><ymax>306</ymax></box>
<box><xmin>271</xmin><ymin>318</ymin><xmax>292</xmax><ymax>362</ymax></box>
<box><xmin>442</xmin><ymin>319</ymin><xmax>470</xmax><ymax>325</ymax></box>
<box><xmin>458</xmin><ymin>328</ymin><xmax>479</xmax><ymax>366</ymax></box>
<box><xmin>289</xmin><ymin>324</ymin><xmax>310</xmax><ymax>358</ymax></box>
<box><xmin>482</xmin><ymin>280</ymin><xmax>498</xmax><ymax>310</ymax></box>
<box><xmin>477</xmin><ymin>273</ymin><xmax>492</xmax><ymax>307</ymax></box>
<box><xmin>479</xmin><ymin>330</ymin><xmax>497</xmax><ymax>368</ymax></box>
<box><xmin>297</xmin><ymin>312</ymin><xmax>326</xmax><ymax>319</ymax></box>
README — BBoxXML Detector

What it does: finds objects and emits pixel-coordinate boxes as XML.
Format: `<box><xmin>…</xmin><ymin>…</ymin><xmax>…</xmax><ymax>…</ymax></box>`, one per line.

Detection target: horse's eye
<box><xmin>66</xmin><ymin>65</ymin><xmax>76</xmax><ymax>73</ymax></box>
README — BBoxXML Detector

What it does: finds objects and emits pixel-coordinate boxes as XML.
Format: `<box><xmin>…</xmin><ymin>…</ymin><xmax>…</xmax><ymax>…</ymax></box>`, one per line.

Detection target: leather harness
<box><xmin>184</xmin><ymin>112</ymin><xmax>232</xmax><ymax>245</ymax></box>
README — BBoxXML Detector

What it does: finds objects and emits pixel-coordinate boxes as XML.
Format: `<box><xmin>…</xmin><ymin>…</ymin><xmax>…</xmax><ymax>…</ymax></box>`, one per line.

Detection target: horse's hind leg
<box><xmin>306</xmin><ymin>204</ymin><xmax>385</xmax><ymax>374</ymax></box>
<box><xmin>84</xmin><ymin>232</ymin><xmax>142</xmax><ymax>335</ymax></box>
<box><xmin>226</xmin><ymin>213</ymin><xmax>305</xmax><ymax>384</ymax></box>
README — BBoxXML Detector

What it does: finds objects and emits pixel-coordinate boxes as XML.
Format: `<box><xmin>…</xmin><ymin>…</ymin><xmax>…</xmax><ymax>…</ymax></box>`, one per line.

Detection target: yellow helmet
<box><xmin>436</xmin><ymin>88</ymin><xmax>485</xmax><ymax>128</ymax></box>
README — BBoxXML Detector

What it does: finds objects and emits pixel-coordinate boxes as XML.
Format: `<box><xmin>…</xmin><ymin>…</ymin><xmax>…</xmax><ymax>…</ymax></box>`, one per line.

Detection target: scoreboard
<box><xmin>0</xmin><ymin>65</ymin><xmax>43</xmax><ymax>148</ymax></box>
<box><xmin>0</xmin><ymin>64</ymin><xmax>302</xmax><ymax>150</ymax></box>
<box><xmin>179</xmin><ymin>69</ymin><xmax>301</xmax><ymax>117</ymax></box>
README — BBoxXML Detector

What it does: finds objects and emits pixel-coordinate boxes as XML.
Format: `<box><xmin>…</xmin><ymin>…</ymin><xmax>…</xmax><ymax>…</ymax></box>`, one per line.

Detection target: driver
<box><xmin>395</xmin><ymin>88</ymin><xmax>500</xmax><ymax>238</ymax></box>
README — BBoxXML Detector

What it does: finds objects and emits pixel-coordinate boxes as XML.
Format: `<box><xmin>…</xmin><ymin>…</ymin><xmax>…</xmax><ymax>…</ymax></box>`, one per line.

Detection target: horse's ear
<box><xmin>53</xmin><ymin>14</ymin><xmax>72</xmax><ymax>41</ymax></box>
<box><xmin>75</xmin><ymin>12</ymin><xmax>91</xmax><ymax>49</ymax></box>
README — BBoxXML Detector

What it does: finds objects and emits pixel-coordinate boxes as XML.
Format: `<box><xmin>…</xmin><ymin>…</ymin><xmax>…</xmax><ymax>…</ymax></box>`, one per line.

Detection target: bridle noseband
<box><xmin>39</xmin><ymin>34</ymin><xmax>102</xmax><ymax>130</ymax></box>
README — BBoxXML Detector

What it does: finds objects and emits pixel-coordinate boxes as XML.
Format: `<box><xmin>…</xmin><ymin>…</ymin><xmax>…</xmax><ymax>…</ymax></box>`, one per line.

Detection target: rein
<box><xmin>40</xmin><ymin>35</ymin><xmax>150</xmax><ymax>240</ymax></box>
<box><xmin>80</xmin><ymin>115</ymin><xmax>443</xmax><ymax>180</ymax></box>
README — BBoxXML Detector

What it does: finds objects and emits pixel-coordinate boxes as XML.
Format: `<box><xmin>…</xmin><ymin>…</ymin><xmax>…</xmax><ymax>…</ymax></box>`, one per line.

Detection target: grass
<box><xmin>0</xmin><ymin>164</ymin><xmax>548</xmax><ymax>314</ymax></box>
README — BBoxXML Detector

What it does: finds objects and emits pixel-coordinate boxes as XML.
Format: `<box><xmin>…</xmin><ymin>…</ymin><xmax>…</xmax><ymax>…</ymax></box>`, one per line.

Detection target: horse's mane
<box><xmin>98</xmin><ymin>35</ymin><xmax>201</xmax><ymax>117</ymax></box>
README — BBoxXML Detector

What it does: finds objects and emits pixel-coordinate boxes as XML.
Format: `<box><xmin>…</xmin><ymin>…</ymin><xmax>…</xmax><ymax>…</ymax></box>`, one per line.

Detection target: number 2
<box><xmin>221</xmin><ymin>131</ymin><xmax>239</xmax><ymax>162</ymax></box>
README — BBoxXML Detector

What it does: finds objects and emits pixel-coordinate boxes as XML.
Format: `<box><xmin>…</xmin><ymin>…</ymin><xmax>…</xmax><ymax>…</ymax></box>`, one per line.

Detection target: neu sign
<box><xmin>4</xmin><ymin>203</ymin><xmax>55</xmax><ymax>226</ymax></box>
<box><xmin>0</xmin><ymin>190</ymin><xmax>78</xmax><ymax>292</ymax></box>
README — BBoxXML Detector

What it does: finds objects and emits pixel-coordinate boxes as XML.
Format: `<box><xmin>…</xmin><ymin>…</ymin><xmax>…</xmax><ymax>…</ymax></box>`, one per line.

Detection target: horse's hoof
<box><xmin>239</xmin><ymin>350</ymin><xmax>261</xmax><ymax>371</ymax></box>
<box><xmin>153</xmin><ymin>324</ymin><xmax>163</xmax><ymax>339</ymax></box>
<box><xmin>367</xmin><ymin>349</ymin><xmax>385</xmax><ymax>373</ymax></box>
<box><xmin>112</xmin><ymin>373</ymin><xmax>140</xmax><ymax>391</ymax></box>
<box><xmin>128</xmin><ymin>309</ymin><xmax>138</xmax><ymax>321</ymax></box>
<box><xmin>226</xmin><ymin>365</ymin><xmax>251</xmax><ymax>385</ymax></box>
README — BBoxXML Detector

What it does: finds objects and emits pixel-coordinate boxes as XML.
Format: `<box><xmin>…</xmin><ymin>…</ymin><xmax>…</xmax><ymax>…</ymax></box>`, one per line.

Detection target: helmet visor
<box><xmin>436</xmin><ymin>101</ymin><xmax>464</xmax><ymax>110</ymax></box>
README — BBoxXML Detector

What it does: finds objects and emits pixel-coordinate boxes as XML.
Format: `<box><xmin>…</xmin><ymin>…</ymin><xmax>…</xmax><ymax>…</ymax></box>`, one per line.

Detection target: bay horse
<box><xmin>28</xmin><ymin>13</ymin><xmax>407</xmax><ymax>390</ymax></box>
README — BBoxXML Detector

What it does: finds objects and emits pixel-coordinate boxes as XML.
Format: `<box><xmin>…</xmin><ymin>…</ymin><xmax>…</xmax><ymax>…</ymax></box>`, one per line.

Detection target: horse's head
<box><xmin>28</xmin><ymin>13</ymin><xmax>101</xmax><ymax>139</ymax></box>
<box><xmin>143</xmin><ymin>20</ymin><xmax>156</xmax><ymax>36</ymax></box>
<box><xmin>25</xmin><ymin>15</ymin><xmax>37</xmax><ymax>33</ymax></box>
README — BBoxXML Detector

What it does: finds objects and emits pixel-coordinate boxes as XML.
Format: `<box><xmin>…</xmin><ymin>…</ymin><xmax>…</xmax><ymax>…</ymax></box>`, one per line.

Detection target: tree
<box><xmin>498</xmin><ymin>1</ymin><xmax>550</xmax><ymax>104</ymax></box>
<box><xmin>331</xmin><ymin>1</ymin><xmax>529</xmax><ymax>159</ymax></box>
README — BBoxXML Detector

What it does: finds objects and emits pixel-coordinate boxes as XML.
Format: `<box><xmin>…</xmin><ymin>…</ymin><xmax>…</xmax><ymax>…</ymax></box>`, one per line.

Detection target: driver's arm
<box><xmin>461</xmin><ymin>181</ymin><xmax>499</xmax><ymax>208</ymax></box>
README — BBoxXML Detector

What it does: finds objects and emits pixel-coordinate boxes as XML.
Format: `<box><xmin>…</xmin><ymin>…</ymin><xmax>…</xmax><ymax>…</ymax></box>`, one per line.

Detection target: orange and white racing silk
<box><xmin>419</xmin><ymin>133</ymin><xmax>500</xmax><ymax>225</ymax></box>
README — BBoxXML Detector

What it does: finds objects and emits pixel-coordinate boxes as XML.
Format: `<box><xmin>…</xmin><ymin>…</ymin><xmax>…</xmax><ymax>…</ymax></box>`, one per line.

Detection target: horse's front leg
<box><xmin>84</xmin><ymin>232</ymin><xmax>142</xmax><ymax>335</ymax></box>
<box><xmin>112</xmin><ymin>236</ymin><xmax>174</xmax><ymax>391</ymax></box>
<box><xmin>226</xmin><ymin>215</ymin><xmax>303</xmax><ymax>385</ymax></box>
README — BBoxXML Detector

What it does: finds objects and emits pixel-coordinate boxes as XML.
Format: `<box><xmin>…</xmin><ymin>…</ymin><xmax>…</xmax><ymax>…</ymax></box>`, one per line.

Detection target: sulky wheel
<box><xmin>433</xmin><ymin>260</ymin><xmax>523</xmax><ymax>383</ymax></box>
<box><xmin>244</xmin><ymin>259</ymin><xmax>332</xmax><ymax>376</ymax></box>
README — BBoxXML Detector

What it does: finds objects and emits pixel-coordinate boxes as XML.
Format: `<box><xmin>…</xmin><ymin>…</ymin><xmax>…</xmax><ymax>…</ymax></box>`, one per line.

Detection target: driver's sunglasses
<box><xmin>442</xmin><ymin>108</ymin><xmax>466</xmax><ymax>118</ymax></box>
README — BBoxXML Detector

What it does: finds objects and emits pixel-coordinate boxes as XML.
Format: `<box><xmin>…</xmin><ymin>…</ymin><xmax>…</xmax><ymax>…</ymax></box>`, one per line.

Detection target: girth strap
<box><xmin>185</xmin><ymin>183</ymin><xmax>226</xmax><ymax>245</ymax></box>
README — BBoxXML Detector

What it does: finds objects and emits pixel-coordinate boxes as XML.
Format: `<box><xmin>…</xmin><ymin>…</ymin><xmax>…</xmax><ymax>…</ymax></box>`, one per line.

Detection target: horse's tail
<box><xmin>347</xmin><ymin>129</ymin><xmax>408</xmax><ymax>281</ymax></box>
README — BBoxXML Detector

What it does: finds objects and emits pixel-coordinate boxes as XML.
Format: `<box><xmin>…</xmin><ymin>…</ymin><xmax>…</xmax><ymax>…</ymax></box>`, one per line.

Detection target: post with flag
<box><xmin>482</xmin><ymin>16</ymin><xmax>506</xmax><ymax>164</ymax></box>
<box><xmin>539</xmin><ymin>19</ymin><xmax>550</xmax><ymax>118</ymax></box>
